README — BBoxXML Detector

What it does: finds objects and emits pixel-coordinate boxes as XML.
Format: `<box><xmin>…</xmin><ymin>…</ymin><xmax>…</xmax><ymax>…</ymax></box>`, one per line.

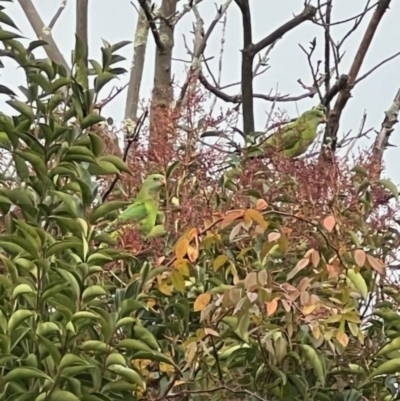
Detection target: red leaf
<box><xmin>323</xmin><ymin>215</ymin><xmax>336</xmax><ymax>233</ymax></box>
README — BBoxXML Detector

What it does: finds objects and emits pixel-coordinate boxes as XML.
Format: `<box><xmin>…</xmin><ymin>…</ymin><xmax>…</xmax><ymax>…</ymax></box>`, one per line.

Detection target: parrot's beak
<box><xmin>161</xmin><ymin>177</ymin><xmax>167</xmax><ymax>186</ymax></box>
<box><xmin>322</xmin><ymin>115</ymin><xmax>327</xmax><ymax>123</ymax></box>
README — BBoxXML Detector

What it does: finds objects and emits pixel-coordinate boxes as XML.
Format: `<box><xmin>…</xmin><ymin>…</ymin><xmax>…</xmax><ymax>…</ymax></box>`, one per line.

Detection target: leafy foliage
<box><xmin>0</xmin><ymin>4</ymin><xmax>399</xmax><ymax>401</ymax></box>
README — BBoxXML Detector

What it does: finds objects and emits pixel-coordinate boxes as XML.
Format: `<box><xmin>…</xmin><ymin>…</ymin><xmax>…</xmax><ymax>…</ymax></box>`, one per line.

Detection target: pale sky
<box><xmin>2</xmin><ymin>0</ymin><xmax>400</xmax><ymax>180</ymax></box>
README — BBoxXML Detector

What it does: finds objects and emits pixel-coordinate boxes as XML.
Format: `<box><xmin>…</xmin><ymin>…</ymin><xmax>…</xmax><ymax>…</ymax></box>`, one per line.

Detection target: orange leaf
<box><xmin>194</xmin><ymin>293</ymin><xmax>211</xmax><ymax>312</ymax></box>
<box><xmin>256</xmin><ymin>199</ymin><xmax>268</xmax><ymax>210</ymax></box>
<box><xmin>311</xmin><ymin>250</ymin><xmax>320</xmax><ymax>268</ymax></box>
<box><xmin>323</xmin><ymin>215</ymin><xmax>336</xmax><ymax>233</ymax></box>
<box><xmin>187</xmin><ymin>246</ymin><xmax>199</xmax><ymax>263</ymax></box>
<box><xmin>221</xmin><ymin>209</ymin><xmax>245</xmax><ymax>228</ymax></box>
<box><xmin>354</xmin><ymin>249</ymin><xmax>366</xmax><ymax>267</ymax></box>
<box><xmin>175</xmin><ymin>237</ymin><xmax>189</xmax><ymax>259</ymax></box>
<box><xmin>266</xmin><ymin>298</ymin><xmax>279</xmax><ymax>316</ymax></box>
<box><xmin>367</xmin><ymin>254</ymin><xmax>386</xmax><ymax>277</ymax></box>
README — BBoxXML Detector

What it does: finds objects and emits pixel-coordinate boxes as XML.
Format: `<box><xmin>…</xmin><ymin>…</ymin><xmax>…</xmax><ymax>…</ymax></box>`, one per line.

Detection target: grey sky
<box><xmin>2</xmin><ymin>0</ymin><xmax>400</xmax><ymax>180</ymax></box>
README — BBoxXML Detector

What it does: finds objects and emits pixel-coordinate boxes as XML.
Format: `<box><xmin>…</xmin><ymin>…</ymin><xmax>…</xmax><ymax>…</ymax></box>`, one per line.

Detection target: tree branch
<box><xmin>177</xmin><ymin>0</ymin><xmax>233</xmax><ymax>108</ymax></box>
<box><xmin>374</xmin><ymin>88</ymin><xmax>400</xmax><ymax>162</ymax></box>
<box><xmin>17</xmin><ymin>0</ymin><xmax>70</xmax><ymax>73</ymax></box>
<box><xmin>76</xmin><ymin>0</ymin><xmax>89</xmax><ymax>66</ymax></box>
<box><xmin>137</xmin><ymin>0</ymin><xmax>165</xmax><ymax>51</ymax></box>
<box><xmin>125</xmin><ymin>1</ymin><xmax>150</xmax><ymax>120</ymax></box>
<box><xmin>235</xmin><ymin>0</ymin><xmax>254</xmax><ymax>134</ymax></box>
<box><xmin>250</xmin><ymin>4</ymin><xmax>317</xmax><ymax>57</ymax></box>
<box><xmin>49</xmin><ymin>0</ymin><xmax>67</xmax><ymax>29</ymax></box>
<box><xmin>324</xmin><ymin>0</ymin><xmax>392</xmax><ymax>151</ymax></box>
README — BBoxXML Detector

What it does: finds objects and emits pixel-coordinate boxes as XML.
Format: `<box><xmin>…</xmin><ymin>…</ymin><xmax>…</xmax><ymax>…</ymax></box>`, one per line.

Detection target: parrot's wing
<box><xmin>116</xmin><ymin>200</ymin><xmax>149</xmax><ymax>224</ymax></box>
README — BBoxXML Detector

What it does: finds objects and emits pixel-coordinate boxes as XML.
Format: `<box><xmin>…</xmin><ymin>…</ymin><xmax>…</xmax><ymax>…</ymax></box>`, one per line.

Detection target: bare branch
<box><xmin>324</xmin><ymin>0</ymin><xmax>392</xmax><ymax>152</ymax></box>
<box><xmin>250</xmin><ymin>4</ymin><xmax>317</xmax><ymax>57</ymax></box>
<box><xmin>177</xmin><ymin>0</ymin><xmax>233</xmax><ymax>107</ymax></box>
<box><xmin>355</xmin><ymin>51</ymin><xmax>400</xmax><ymax>85</ymax></box>
<box><xmin>49</xmin><ymin>0</ymin><xmax>67</xmax><ymax>29</ymax></box>
<box><xmin>125</xmin><ymin>1</ymin><xmax>150</xmax><ymax>120</ymax></box>
<box><xmin>76</xmin><ymin>0</ymin><xmax>88</xmax><ymax>65</ymax></box>
<box><xmin>17</xmin><ymin>0</ymin><xmax>70</xmax><ymax>73</ymax></box>
<box><xmin>374</xmin><ymin>88</ymin><xmax>400</xmax><ymax>161</ymax></box>
<box><xmin>137</xmin><ymin>0</ymin><xmax>164</xmax><ymax>51</ymax></box>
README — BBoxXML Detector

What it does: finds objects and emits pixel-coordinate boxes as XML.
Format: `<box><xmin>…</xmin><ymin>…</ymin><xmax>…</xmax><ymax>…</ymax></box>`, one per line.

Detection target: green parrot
<box><xmin>107</xmin><ymin>173</ymin><xmax>167</xmax><ymax>239</ymax></box>
<box><xmin>262</xmin><ymin>105</ymin><xmax>327</xmax><ymax>158</ymax></box>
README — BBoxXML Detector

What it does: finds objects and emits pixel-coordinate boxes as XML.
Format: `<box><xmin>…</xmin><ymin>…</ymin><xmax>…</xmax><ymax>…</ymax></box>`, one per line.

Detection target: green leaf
<box><xmin>81</xmin><ymin>114</ymin><xmax>105</xmax><ymax>129</ymax></box>
<box><xmin>88</xmin><ymin>160</ymin><xmax>119</xmax><ymax>175</ymax></box>
<box><xmin>0</xmin><ymin>29</ymin><xmax>22</xmax><ymax>41</ymax></box>
<box><xmin>3</xmin><ymin>366</ymin><xmax>52</xmax><ymax>383</ymax></box>
<box><xmin>12</xmin><ymin>283</ymin><xmax>35</xmax><ymax>298</ymax></box>
<box><xmin>299</xmin><ymin>344</ymin><xmax>326</xmax><ymax>385</ymax></box>
<box><xmin>98</xmin><ymin>155</ymin><xmax>131</xmax><ymax>174</ymax></box>
<box><xmin>80</xmin><ymin>340</ymin><xmax>112</xmax><ymax>353</ymax></box>
<box><xmin>95</xmin><ymin>71</ymin><xmax>115</xmax><ymax>93</ymax></box>
<box><xmin>82</xmin><ymin>285</ymin><xmax>108</xmax><ymax>302</ymax></box>
<box><xmin>89</xmin><ymin>200</ymin><xmax>130</xmax><ymax>224</ymax></box>
<box><xmin>379</xmin><ymin>178</ymin><xmax>399</xmax><ymax>200</ymax></box>
<box><xmin>49</xmin><ymin>390</ymin><xmax>80</xmax><ymax>401</ymax></box>
<box><xmin>0</xmin><ymin>84</ymin><xmax>16</xmax><ymax>96</ymax></box>
<box><xmin>234</xmin><ymin>312</ymin><xmax>250</xmax><ymax>343</ymax></box>
<box><xmin>7</xmin><ymin>100</ymin><xmax>34</xmax><ymax>120</ymax></box>
<box><xmin>0</xmin><ymin>11</ymin><xmax>18</xmax><ymax>30</ymax></box>
<box><xmin>59</xmin><ymin>354</ymin><xmax>87</xmax><ymax>370</ymax></box>
<box><xmin>74</xmin><ymin>33</ymin><xmax>86</xmax><ymax>64</ymax></box>
<box><xmin>71</xmin><ymin>311</ymin><xmax>100</xmax><ymax>322</ymax></box>
<box><xmin>107</xmin><ymin>365</ymin><xmax>145</xmax><ymax>389</ymax></box>
<box><xmin>170</xmin><ymin>270</ymin><xmax>185</xmax><ymax>294</ymax></box>
<box><xmin>44</xmin><ymin>240</ymin><xmax>81</xmax><ymax>258</ymax></box>
<box><xmin>49</xmin><ymin>190</ymin><xmax>80</xmax><ymax>217</ymax></box>
<box><xmin>15</xmin><ymin>149</ymin><xmax>47</xmax><ymax>175</ymax></box>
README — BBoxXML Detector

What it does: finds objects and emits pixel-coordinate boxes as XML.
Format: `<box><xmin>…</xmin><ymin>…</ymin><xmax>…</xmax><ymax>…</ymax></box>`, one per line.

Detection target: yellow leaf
<box><xmin>187</xmin><ymin>246</ymin><xmax>198</xmax><ymax>263</ymax></box>
<box><xmin>158</xmin><ymin>283</ymin><xmax>172</xmax><ymax>296</ymax></box>
<box><xmin>170</xmin><ymin>270</ymin><xmax>185</xmax><ymax>294</ymax></box>
<box><xmin>175</xmin><ymin>237</ymin><xmax>189</xmax><ymax>259</ymax></box>
<box><xmin>194</xmin><ymin>293</ymin><xmax>211</xmax><ymax>312</ymax></box>
<box><xmin>310</xmin><ymin>324</ymin><xmax>321</xmax><ymax>339</ymax></box>
<box><xmin>160</xmin><ymin>361</ymin><xmax>175</xmax><ymax>374</ymax></box>
<box><xmin>244</xmin><ymin>209</ymin><xmax>268</xmax><ymax>229</ymax></box>
<box><xmin>302</xmin><ymin>304</ymin><xmax>317</xmax><ymax>315</ymax></box>
<box><xmin>323</xmin><ymin>215</ymin><xmax>336</xmax><ymax>233</ymax></box>
<box><xmin>336</xmin><ymin>331</ymin><xmax>349</xmax><ymax>347</ymax></box>
<box><xmin>213</xmin><ymin>255</ymin><xmax>228</xmax><ymax>271</ymax></box>
<box><xmin>174</xmin><ymin>259</ymin><xmax>190</xmax><ymax>277</ymax></box>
